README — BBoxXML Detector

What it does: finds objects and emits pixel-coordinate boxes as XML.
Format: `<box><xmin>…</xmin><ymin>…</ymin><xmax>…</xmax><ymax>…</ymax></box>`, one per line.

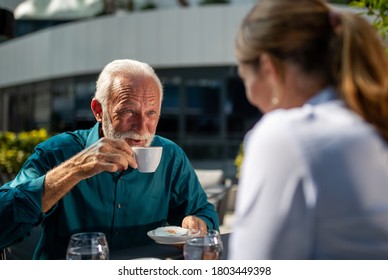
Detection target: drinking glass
<box><xmin>66</xmin><ymin>232</ymin><xmax>109</xmax><ymax>260</ymax></box>
<box><xmin>206</xmin><ymin>229</ymin><xmax>223</xmax><ymax>253</ymax></box>
<box><xmin>183</xmin><ymin>230</ymin><xmax>223</xmax><ymax>260</ymax></box>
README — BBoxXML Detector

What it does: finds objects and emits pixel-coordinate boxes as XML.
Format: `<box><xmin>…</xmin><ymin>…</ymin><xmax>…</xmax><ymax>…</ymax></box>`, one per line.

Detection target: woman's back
<box><xmin>230</xmin><ymin>0</ymin><xmax>388</xmax><ymax>260</ymax></box>
<box><xmin>230</xmin><ymin>88</ymin><xmax>388</xmax><ymax>259</ymax></box>
<box><xmin>298</xmin><ymin>96</ymin><xmax>388</xmax><ymax>259</ymax></box>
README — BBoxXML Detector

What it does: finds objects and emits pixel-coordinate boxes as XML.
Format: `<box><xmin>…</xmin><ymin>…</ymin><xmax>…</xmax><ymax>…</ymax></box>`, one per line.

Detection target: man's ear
<box><xmin>91</xmin><ymin>98</ymin><xmax>103</xmax><ymax>122</ymax></box>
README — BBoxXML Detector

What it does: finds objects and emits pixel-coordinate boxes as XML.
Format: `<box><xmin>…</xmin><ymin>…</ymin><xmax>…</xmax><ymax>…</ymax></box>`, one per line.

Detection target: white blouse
<box><xmin>229</xmin><ymin>87</ymin><xmax>388</xmax><ymax>259</ymax></box>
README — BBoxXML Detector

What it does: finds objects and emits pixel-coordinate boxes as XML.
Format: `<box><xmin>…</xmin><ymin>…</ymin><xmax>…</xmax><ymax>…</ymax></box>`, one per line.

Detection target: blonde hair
<box><xmin>236</xmin><ymin>0</ymin><xmax>388</xmax><ymax>140</ymax></box>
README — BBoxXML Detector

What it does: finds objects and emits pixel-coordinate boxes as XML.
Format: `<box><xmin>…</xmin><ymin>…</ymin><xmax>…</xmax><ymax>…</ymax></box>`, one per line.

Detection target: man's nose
<box><xmin>131</xmin><ymin>114</ymin><xmax>148</xmax><ymax>134</ymax></box>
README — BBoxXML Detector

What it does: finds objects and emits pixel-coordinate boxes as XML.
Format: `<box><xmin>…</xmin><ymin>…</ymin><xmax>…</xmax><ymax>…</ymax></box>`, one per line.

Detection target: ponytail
<box><xmin>336</xmin><ymin>12</ymin><xmax>388</xmax><ymax>140</ymax></box>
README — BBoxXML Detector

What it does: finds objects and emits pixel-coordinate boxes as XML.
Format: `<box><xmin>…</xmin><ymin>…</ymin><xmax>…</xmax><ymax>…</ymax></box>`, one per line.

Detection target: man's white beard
<box><xmin>102</xmin><ymin>112</ymin><xmax>154</xmax><ymax>147</ymax></box>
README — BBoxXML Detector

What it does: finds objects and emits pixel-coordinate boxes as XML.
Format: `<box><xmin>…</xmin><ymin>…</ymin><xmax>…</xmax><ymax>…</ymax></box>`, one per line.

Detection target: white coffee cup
<box><xmin>132</xmin><ymin>146</ymin><xmax>163</xmax><ymax>173</ymax></box>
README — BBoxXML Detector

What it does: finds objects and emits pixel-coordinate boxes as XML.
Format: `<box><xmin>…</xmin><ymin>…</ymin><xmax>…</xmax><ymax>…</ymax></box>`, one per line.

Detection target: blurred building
<box><xmin>0</xmin><ymin>0</ymin><xmax>261</xmax><ymax>178</ymax></box>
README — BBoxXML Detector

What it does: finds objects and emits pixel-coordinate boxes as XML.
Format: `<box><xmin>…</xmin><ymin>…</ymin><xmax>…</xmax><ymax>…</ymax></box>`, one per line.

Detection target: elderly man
<box><xmin>0</xmin><ymin>59</ymin><xmax>219</xmax><ymax>259</ymax></box>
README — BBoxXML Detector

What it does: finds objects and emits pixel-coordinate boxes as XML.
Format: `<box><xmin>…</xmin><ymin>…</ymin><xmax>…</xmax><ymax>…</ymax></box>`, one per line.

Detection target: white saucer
<box><xmin>147</xmin><ymin>226</ymin><xmax>201</xmax><ymax>245</ymax></box>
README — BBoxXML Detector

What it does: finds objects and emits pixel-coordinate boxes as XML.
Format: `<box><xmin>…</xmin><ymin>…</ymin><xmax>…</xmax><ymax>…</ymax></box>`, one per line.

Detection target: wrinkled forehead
<box><xmin>109</xmin><ymin>75</ymin><xmax>161</xmax><ymax>107</ymax></box>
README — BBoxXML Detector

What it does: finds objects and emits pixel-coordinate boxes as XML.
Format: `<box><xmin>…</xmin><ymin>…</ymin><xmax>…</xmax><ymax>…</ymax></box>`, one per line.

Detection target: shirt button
<box><xmin>117</xmin><ymin>203</ymin><xmax>121</xmax><ymax>208</ymax></box>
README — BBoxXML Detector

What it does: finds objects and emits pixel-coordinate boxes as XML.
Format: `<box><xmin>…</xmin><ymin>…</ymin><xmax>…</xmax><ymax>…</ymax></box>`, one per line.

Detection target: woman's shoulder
<box><xmin>250</xmin><ymin>100</ymin><xmax>382</xmax><ymax>158</ymax></box>
<box><xmin>255</xmin><ymin>100</ymin><xmax>360</xmax><ymax>137</ymax></box>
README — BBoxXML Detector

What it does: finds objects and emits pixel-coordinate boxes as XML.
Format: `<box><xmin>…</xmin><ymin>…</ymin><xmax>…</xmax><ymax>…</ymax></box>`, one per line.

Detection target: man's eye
<box><xmin>147</xmin><ymin>111</ymin><xmax>158</xmax><ymax>117</ymax></box>
<box><xmin>119</xmin><ymin>110</ymin><xmax>134</xmax><ymax>117</ymax></box>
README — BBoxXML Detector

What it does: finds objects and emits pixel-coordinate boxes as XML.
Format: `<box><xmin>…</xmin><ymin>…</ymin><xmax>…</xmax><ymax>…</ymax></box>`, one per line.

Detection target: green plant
<box><xmin>140</xmin><ymin>1</ymin><xmax>157</xmax><ymax>10</ymax></box>
<box><xmin>0</xmin><ymin>129</ymin><xmax>49</xmax><ymax>174</ymax></box>
<box><xmin>350</xmin><ymin>0</ymin><xmax>388</xmax><ymax>39</ymax></box>
<box><xmin>234</xmin><ymin>143</ymin><xmax>244</xmax><ymax>179</ymax></box>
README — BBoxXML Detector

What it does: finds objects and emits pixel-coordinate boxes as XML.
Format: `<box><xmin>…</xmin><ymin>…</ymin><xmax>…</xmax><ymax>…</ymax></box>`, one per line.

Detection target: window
<box><xmin>74</xmin><ymin>77</ymin><xmax>96</xmax><ymax>129</ymax></box>
<box><xmin>158</xmin><ymin>77</ymin><xmax>181</xmax><ymax>140</ymax></box>
<box><xmin>185</xmin><ymin>79</ymin><xmax>221</xmax><ymax>136</ymax></box>
<box><xmin>226</xmin><ymin>76</ymin><xmax>261</xmax><ymax>139</ymax></box>
<box><xmin>52</xmin><ymin>78</ymin><xmax>74</xmax><ymax>132</ymax></box>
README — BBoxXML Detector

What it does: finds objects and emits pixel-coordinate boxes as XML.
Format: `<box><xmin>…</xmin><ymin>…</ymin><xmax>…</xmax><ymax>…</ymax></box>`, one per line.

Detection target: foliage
<box><xmin>0</xmin><ymin>129</ymin><xmax>49</xmax><ymax>174</ymax></box>
<box><xmin>140</xmin><ymin>1</ymin><xmax>157</xmax><ymax>10</ymax></box>
<box><xmin>234</xmin><ymin>143</ymin><xmax>244</xmax><ymax>179</ymax></box>
<box><xmin>349</xmin><ymin>0</ymin><xmax>388</xmax><ymax>39</ymax></box>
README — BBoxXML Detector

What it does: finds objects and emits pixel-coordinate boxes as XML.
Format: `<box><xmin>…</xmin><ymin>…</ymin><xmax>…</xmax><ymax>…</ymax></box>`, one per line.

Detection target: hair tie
<box><xmin>329</xmin><ymin>10</ymin><xmax>342</xmax><ymax>34</ymax></box>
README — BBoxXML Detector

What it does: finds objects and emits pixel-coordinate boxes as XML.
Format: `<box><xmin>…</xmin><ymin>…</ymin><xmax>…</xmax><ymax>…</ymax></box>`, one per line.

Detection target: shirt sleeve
<box><xmin>229</xmin><ymin>113</ymin><xmax>317</xmax><ymax>259</ymax></box>
<box><xmin>0</xmin><ymin>146</ymin><xmax>53</xmax><ymax>249</ymax></box>
<box><xmin>167</xmin><ymin>150</ymin><xmax>220</xmax><ymax>231</ymax></box>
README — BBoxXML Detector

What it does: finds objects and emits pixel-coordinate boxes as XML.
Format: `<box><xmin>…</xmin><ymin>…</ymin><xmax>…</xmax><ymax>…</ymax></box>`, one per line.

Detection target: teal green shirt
<box><xmin>0</xmin><ymin>123</ymin><xmax>219</xmax><ymax>259</ymax></box>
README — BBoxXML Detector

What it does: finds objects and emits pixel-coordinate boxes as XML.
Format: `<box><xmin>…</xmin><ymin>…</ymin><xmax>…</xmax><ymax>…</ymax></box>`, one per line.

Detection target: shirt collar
<box><xmin>306</xmin><ymin>86</ymin><xmax>338</xmax><ymax>106</ymax></box>
<box><xmin>85</xmin><ymin>122</ymin><xmax>101</xmax><ymax>148</ymax></box>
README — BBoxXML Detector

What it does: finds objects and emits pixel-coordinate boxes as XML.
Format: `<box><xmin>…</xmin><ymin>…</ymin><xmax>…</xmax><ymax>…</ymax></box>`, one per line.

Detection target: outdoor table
<box><xmin>110</xmin><ymin>233</ymin><xmax>230</xmax><ymax>260</ymax></box>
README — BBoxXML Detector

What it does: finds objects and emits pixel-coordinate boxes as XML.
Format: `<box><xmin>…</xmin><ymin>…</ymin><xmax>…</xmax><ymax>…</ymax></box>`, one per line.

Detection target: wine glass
<box><xmin>66</xmin><ymin>232</ymin><xmax>109</xmax><ymax>260</ymax></box>
<box><xmin>183</xmin><ymin>230</ymin><xmax>223</xmax><ymax>260</ymax></box>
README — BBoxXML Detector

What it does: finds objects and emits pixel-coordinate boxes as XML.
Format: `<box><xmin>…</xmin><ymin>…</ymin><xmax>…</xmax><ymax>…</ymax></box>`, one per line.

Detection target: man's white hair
<box><xmin>95</xmin><ymin>59</ymin><xmax>163</xmax><ymax>109</ymax></box>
